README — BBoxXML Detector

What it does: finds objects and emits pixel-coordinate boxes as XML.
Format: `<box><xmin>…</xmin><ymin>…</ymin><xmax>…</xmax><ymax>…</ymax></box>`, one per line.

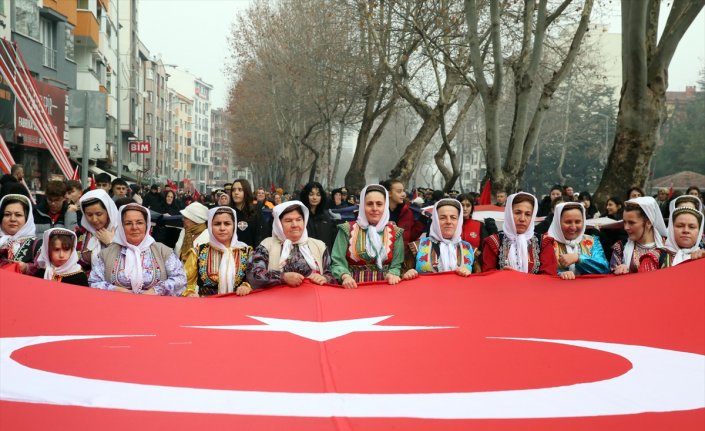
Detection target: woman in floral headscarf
<box><xmin>330</xmin><ymin>184</ymin><xmax>405</xmax><ymax>288</ymax></box>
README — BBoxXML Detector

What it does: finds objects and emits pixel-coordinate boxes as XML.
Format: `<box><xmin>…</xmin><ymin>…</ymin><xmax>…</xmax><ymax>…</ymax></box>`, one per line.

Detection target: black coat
<box><xmin>306</xmin><ymin>209</ymin><xmax>337</xmax><ymax>252</ymax></box>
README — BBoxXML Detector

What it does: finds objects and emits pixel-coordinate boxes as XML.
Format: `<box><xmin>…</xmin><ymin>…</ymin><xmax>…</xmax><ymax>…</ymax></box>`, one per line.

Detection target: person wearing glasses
<box><xmin>88</xmin><ymin>203</ymin><xmax>186</xmax><ymax>295</ymax></box>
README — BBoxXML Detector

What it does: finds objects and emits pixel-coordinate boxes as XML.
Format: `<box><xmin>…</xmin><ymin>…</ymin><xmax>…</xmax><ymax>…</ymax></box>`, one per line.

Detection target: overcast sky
<box><xmin>138</xmin><ymin>0</ymin><xmax>705</xmax><ymax>109</ymax></box>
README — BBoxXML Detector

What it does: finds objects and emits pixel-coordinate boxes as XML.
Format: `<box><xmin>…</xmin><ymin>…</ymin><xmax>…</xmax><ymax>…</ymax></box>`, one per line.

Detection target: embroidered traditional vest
<box><xmin>415</xmin><ymin>237</ymin><xmax>474</xmax><ymax>273</ymax></box>
<box><xmin>98</xmin><ymin>243</ymin><xmax>171</xmax><ymax>287</ymax></box>
<box><xmin>194</xmin><ymin>243</ymin><xmax>249</xmax><ymax>295</ymax></box>
<box><xmin>260</xmin><ymin>236</ymin><xmax>326</xmax><ymax>272</ymax></box>
<box><xmin>496</xmin><ymin>232</ymin><xmax>541</xmax><ymax>274</ymax></box>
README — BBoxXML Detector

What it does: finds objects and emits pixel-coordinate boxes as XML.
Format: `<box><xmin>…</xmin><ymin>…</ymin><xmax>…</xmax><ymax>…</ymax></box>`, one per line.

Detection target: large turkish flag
<box><xmin>1</xmin><ymin>260</ymin><xmax>704</xmax><ymax>430</ymax></box>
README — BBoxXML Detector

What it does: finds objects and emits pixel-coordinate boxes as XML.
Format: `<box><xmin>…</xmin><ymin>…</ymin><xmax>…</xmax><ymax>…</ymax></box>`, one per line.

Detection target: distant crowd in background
<box><xmin>1</xmin><ymin>161</ymin><xmax>703</xmax><ymax>295</ymax></box>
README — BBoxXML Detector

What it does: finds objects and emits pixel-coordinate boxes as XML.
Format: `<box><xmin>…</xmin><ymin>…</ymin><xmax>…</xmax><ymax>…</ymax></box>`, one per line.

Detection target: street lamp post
<box><xmin>592</xmin><ymin>112</ymin><xmax>609</xmax><ymax>163</ymax></box>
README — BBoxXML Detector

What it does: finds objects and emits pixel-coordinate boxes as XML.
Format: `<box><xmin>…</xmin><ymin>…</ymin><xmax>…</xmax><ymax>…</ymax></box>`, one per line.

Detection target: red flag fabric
<box><xmin>89</xmin><ymin>175</ymin><xmax>96</xmax><ymax>190</ymax></box>
<box><xmin>270</xmin><ymin>182</ymin><xmax>276</xmax><ymax>193</ymax></box>
<box><xmin>479</xmin><ymin>178</ymin><xmax>492</xmax><ymax>205</ymax></box>
<box><xmin>1</xmin><ymin>262</ymin><xmax>704</xmax><ymax>430</ymax></box>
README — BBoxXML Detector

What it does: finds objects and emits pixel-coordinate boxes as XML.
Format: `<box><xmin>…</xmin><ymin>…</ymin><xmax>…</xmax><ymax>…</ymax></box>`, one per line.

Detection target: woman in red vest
<box><xmin>458</xmin><ymin>193</ymin><xmax>488</xmax><ymax>253</ymax></box>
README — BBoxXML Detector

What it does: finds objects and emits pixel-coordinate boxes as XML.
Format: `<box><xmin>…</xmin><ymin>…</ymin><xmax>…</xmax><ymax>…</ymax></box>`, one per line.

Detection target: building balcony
<box><xmin>76</xmin><ymin>10</ymin><xmax>100</xmax><ymax>49</ymax></box>
<box><xmin>97</xmin><ymin>0</ymin><xmax>110</xmax><ymax>13</ymax></box>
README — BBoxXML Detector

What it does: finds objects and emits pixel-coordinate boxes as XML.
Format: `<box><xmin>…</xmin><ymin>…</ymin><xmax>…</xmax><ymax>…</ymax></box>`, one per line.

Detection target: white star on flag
<box><xmin>185</xmin><ymin>315</ymin><xmax>455</xmax><ymax>342</ymax></box>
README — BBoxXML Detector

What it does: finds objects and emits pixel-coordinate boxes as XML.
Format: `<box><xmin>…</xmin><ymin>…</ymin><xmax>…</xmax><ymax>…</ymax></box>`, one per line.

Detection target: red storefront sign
<box><xmin>128</xmin><ymin>141</ymin><xmax>151</xmax><ymax>153</ymax></box>
<box><xmin>15</xmin><ymin>80</ymin><xmax>68</xmax><ymax>150</ymax></box>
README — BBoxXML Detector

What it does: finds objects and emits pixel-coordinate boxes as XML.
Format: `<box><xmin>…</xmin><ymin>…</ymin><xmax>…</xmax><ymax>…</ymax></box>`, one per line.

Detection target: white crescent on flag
<box><xmin>1</xmin><ymin>333</ymin><xmax>704</xmax><ymax>419</ymax></box>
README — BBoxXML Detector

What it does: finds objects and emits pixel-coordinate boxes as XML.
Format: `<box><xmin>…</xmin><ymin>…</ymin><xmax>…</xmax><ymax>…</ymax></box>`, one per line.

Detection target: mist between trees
<box><xmin>224</xmin><ymin>0</ymin><xmax>703</xmax><ymax>204</ymax></box>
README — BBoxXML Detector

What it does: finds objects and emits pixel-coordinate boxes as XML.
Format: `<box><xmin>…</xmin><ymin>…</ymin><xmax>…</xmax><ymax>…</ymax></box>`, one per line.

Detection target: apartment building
<box><xmin>70</xmin><ymin>0</ymin><xmax>118</xmax><ymax>167</ymax></box>
<box><xmin>168</xmin><ymin>88</ymin><xmax>193</xmax><ymax>184</ymax></box>
<box><xmin>142</xmin><ymin>57</ymin><xmax>168</xmax><ymax>184</ymax></box>
<box><xmin>166</xmin><ymin>65</ymin><xmax>212</xmax><ymax>192</ymax></box>
<box><xmin>210</xmin><ymin>108</ymin><xmax>234</xmax><ymax>187</ymax></box>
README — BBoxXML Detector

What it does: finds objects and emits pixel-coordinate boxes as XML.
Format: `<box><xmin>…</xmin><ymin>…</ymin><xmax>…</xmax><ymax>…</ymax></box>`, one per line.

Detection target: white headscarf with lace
<box><xmin>36</xmin><ymin>228</ymin><xmax>82</xmax><ymax>280</ymax></box>
<box><xmin>0</xmin><ymin>194</ymin><xmax>36</xmax><ymax>248</ymax></box>
<box><xmin>664</xmin><ymin>207</ymin><xmax>704</xmax><ymax>266</ymax></box>
<box><xmin>429</xmin><ymin>199</ymin><xmax>464</xmax><ymax>272</ymax></box>
<box><xmin>356</xmin><ymin>185</ymin><xmax>390</xmax><ymax>270</ymax></box>
<box><xmin>272</xmin><ymin>201</ymin><xmax>318</xmax><ymax>272</ymax></box>
<box><xmin>79</xmin><ymin>189</ymin><xmax>119</xmax><ymax>255</ymax></box>
<box><xmin>113</xmin><ymin>204</ymin><xmax>155</xmax><ymax>293</ymax></box>
<box><xmin>502</xmin><ymin>192</ymin><xmax>539</xmax><ymax>273</ymax></box>
<box><xmin>547</xmin><ymin>202</ymin><xmax>586</xmax><ymax>272</ymax></box>
<box><xmin>622</xmin><ymin>196</ymin><xmax>668</xmax><ymax>267</ymax></box>
<box><xmin>207</xmin><ymin>206</ymin><xmax>248</xmax><ymax>294</ymax></box>
<box><xmin>668</xmin><ymin>194</ymin><xmax>703</xmax><ymax>214</ymax></box>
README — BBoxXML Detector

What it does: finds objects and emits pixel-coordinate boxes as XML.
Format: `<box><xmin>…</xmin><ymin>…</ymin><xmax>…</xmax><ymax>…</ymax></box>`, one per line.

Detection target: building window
<box><xmin>40</xmin><ymin>19</ymin><xmax>57</xmax><ymax>69</ymax></box>
<box><xmin>15</xmin><ymin>0</ymin><xmax>40</xmax><ymax>40</ymax></box>
<box><xmin>65</xmin><ymin>24</ymin><xmax>75</xmax><ymax>61</ymax></box>
<box><xmin>146</xmin><ymin>113</ymin><xmax>153</xmax><ymax>125</ymax></box>
<box><xmin>147</xmin><ymin>67</ymin><xmax>154</xmax><ymax>80</ymax></box>
<box><xmin>77</xmin><ymin>0</ymin><xmax>90</xmax><ymax>10</ymax></box>
<box><xmin>147</xmin><ymin>91</ymin><xmax>153</xmax><ymax>102</ymax></box>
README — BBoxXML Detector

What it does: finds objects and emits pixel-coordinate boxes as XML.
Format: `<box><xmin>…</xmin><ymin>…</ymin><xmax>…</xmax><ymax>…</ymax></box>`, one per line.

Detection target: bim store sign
<box><xmin>15</xmin><ymin>80</ymin><xmax>69</xmax><ymax>150</ymax></box>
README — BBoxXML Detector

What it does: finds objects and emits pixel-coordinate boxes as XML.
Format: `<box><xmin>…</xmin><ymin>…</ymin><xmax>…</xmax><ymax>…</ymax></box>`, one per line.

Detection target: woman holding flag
<box><xmin>330</xmin><ymin>184</ymin><xmax>405</xmax><ymax>288</ymax></box>
<box><xmin>247</xmin><ymin>201</ymin><xmax>336</xmax><ymax>289</ymax></box>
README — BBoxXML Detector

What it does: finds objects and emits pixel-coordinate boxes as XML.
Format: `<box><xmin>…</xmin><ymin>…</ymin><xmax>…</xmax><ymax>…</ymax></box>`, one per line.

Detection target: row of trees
<box><xmin>226</xmin><ymin>0</ymin><xmax>703</xmax><ymax>203</ymax></box>
<box><xmin>652</xmin><ymin>67</ymin><xmax>705</xmax><ymax>178</ymax></box>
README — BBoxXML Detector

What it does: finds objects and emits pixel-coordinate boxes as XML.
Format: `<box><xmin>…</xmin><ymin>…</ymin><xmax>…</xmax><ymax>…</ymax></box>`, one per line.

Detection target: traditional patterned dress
<box><xmin>74</xmin><ymin>227</ymin><xmax>95</xmax><ymax>272</ymax></box>
<box><xmin>0</xmin><ymin>237</ymin><xmax>42</xmax><ymax>275</ymax></box>
<box><xmin>331</xmin><ymin>221</ymin><xmax>404</xmax><ymax>283</ymax></box>
<box><xmin>610</xmin><ymin>241</ymin><xmax>664</xmax><ymax>273</ymax></box>
<box><xmin>552</xmin><ymin>234</ymin><xmax>609</xmax><ymax>275</ymax></box>
<box><xmin>89</xmin><ymin>244</ymin><xmax>186</xmax><ymax>295</ymax></box>
<box><xmin>481</xmin><ymin>233</ymin><xmax>557</xmax><ymax>275</ymax></box>
<box><xmin>248</xmin><ymin>244</ymin><xmax>337</xmax><ymax>289</ymax></box>
<box><xmin>410</xmin><ymin>237</ymin><xmax>474</xmax><ymax>274</ymax></box>
<box><xmin>39</xmin><ymin>269</ymin><xmax>89</xmax><ymax>286</ymax></box>
<box><xmin>183</xmin><ymin>243</ymin><xmax>252</xmax><ymax>296</ymax></box>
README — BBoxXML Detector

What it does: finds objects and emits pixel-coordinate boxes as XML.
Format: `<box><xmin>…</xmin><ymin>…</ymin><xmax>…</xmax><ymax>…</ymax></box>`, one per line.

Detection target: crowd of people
<box><xmin>0</xmin><ymin>164</ymin><xmax>703</xmax><ymax>296</ymax></box>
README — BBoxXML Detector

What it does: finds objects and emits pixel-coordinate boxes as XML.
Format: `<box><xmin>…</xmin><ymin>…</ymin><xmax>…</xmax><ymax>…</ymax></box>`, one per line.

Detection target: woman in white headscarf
<box><xmin>247</xmin><ymin>201</ymin><xmax>336</xmax><ymax>289</ymax></box>
<box><xmin>330</xmin><ymin>184</ymin><xmax>405</xmax><ymax>288</ymax></box>
<box><xmin>88</xmin><ymin>203</ymin><xmax>186</xmax><ymax>295</ymax></box>
<box><xmin>661</xmin><ymin>207</ymin><xmax>705</xmax><ymax>267</ymax></box>
<box><xmin>75</xmin><ymin>189</ymin><xmax>120</xmax><ymax>272</ymax></box>
<box><xmin>547</xmin><ymin>202</ymin><xmax>609</xmax><ymax>280</ymax></box>
<box><xmin>183</xmin><ymin>206</ymin><xmax>252</xmax><ymax>297</ymax></box>
<box><xmin>402</xmin><ymin>199</ymin><xmax>474</xmax><ymax>279</ymax></box>
<box><xmin>610</xmin><ymin>196</ymin><xmax>668</xmax><ymax>274</ymax></box>
<box><xmin>481</xmin><ymin>192</ymin><xmax>557</xmax><ymax>274</ymax></box>
<box><xmin>36</xmin><ymin>228</ymin><xmax>88</xmax><ymax>286</ymax></box>
<box><xmin>0</xmin><ymin>194</ymin><xmax>41</xmax><ymax>274</ymax></box>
